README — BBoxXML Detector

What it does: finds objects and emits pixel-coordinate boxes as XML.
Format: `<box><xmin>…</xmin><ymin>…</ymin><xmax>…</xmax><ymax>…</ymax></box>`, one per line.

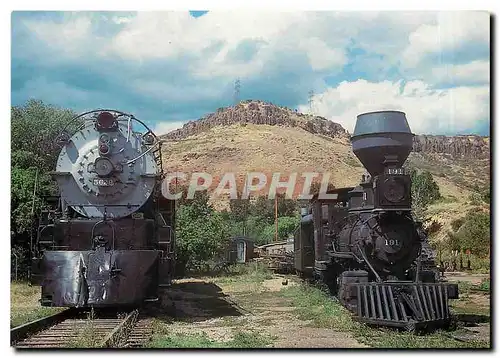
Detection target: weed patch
<box><xmin>148</xmin><ymin>330</ymin><xmax>273</xmax><ymax>348</ymax></box>
<box><xmin>10</xmin><ymin>281</ymin><xmax>63</xmax><ymax>327</ymax></box>
<box><xmin>356</xmin><ymin>328</ymin><xmax>489</xmax><ymax>349</ymax></box>
<box><xmin>214</xmin><ymin>262</ymin><xmax>273</xmax><ymax>284</ymax></box>
<box><xmin>280</xmin><ymin>283</ymin><xmax>358</xmax><ymax>331</ymax></box>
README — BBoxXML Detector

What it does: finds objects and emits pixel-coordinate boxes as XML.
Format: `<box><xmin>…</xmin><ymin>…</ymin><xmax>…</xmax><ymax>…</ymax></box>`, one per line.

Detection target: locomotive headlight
<box><xmin>99</xmin><ymin>133</ymin><xmax>110</xmax><ymax>143</ymax></box>
<box><xmin>383</xmin><ymin>177</ymin><xmax>406</xmax><ymax>203</ymax></box>
<box><xmin>96</xmin><ymin>111</ymin><xmax>117</xmax><ymax>129</ymax></box>
<box><xmin>99</xmin><ymin>143</ymin><xmax>110</xmax><ymax>155</ymax></box>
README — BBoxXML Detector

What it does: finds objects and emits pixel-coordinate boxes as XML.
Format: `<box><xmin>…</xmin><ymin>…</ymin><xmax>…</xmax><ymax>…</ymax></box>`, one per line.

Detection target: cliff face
<box><xmin>163</xmin><ymin>100</ymin><xmax>490</xmax><ymax>159</ymax></box>
<box><xmin>164</xmin><ymin>100</ymin><xmax>349</xmax><ymax>141</ymax></box>
<box><xmin>412</xmin><ymin>135</ymin><xmax>489</xmax><ymax>159</ymax></box>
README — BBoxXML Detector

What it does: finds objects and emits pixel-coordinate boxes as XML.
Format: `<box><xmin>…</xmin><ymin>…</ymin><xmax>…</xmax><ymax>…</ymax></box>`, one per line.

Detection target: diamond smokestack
<box><xmin>350</xmin><ymin>111</ymin><xmax>414</xmax><ymax>177</ymax></box>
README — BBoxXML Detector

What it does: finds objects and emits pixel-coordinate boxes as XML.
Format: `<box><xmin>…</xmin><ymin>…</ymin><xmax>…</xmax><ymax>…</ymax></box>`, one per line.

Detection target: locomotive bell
<box><xmin>350</xmin><ymin>111</ymin><xmax>414</xmax><ymax>176</ymax></box>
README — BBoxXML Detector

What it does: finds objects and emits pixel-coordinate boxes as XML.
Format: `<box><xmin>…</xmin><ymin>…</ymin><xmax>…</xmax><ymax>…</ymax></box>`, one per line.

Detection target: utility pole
<box><xmin>308</xmin><ymin>90</ymin><xmax>314</xmax><ymax>115</ymax></box>
<box><xmin>274</xmin><ymin>194</ymin><xmax>278</xmax><ymax>242</ymax></box>
<box><xmin>234</xmin><ymin>78</ymin><xmax>241</xmax><ymax>105</ymax></box>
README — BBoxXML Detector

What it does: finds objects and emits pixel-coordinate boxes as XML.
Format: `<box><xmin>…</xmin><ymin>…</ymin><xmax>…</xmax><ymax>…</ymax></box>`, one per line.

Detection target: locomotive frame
<box><xmin>30</xmin><ymin>109</ymin><xmax>176</xmax><ymax>308</ymax></box>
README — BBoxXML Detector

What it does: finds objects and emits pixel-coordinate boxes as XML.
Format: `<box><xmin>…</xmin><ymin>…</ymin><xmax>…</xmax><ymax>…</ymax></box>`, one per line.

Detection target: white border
<box><xmin>4</xmin><ymin>1</ymin><xmax>497</xmax><ymax>358</ymax></box>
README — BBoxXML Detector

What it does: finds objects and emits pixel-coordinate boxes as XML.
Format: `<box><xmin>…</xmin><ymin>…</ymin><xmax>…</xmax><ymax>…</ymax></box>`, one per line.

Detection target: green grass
<box><xmin>356</xmin><ymin>329</ymin><xmax>489</xmax><ymax>349</ymax></box>
<box><xmin>65</xmin><ymin>310</ymin><xmax>103</xmax><ymax>348</ymax></box>
<box><xmin>280</xmin><ymin>283</ymin><xmax>358</xmax><ymax>331</ymax></box>
<box><xmin>280</xmin><ymin>283</ymin><xmax>490</xmax><ymax>349</ymax></box>
<box><xmin>436</xmin><ymin>195</ymin><xmax>459</xmax><ymax>204</ymax></box>
<box><xmin>10</xmin><ymin>281</ymin><xmax>64</xmax><ymax>328</ymax></box>
<box><xmin>214</xmin><ymin>262</ymin><xmax>274</xmax><ymax>284</ymax></box>
<box><xmin>148</xmin><ymin>329</ymin><xmax>274</xmax><ymax>348</ymax></box>
<box><xmin>478</xmin><ymin>278</ymin><xmax>490</xmax><ymax>291</ymax></box>
<box><xmin>448</xmin><ymin>280</ymin><xmax>490</xmax><ymax>317</ymax></box>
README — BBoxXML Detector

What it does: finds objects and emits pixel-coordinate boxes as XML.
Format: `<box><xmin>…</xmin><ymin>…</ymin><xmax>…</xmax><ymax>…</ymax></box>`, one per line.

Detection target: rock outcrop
<box><xmin>412</xmin><ymin>135</ymin><xmax>489</xmax><ymax>159</ymax></box>
<box><xmin>164</xmin><ymin>100</ymin><xmax>349</xmax><ymax>140</ymax></box>
<box><xmin>162</xmin><ymin>100</ymin><xmax>490</xmax><ymax>159</ymax></box>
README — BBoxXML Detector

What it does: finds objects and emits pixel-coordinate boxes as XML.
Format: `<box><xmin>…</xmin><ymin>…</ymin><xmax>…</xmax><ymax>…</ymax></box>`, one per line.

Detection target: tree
<box><xmin>249</xmin><ymin>194</ymin><xmax>297</xmax><ymax>224</ymax></box>
<box><xmin>445</xmin><ymin>210</ymin><xmax>490</xmax><ymax>258</ymax></box>
<box><xmin>260</xmin><ymin>216</ymin><xmax>299</xmax><ymax>243</ymax></box>
<box><xmin>175</xmin><ymin>191</ymin><xmax>231</xmax><ymax>273</ymax></box>
<box><xmin>11</xmin><ymin>99</ymin><xmax>78</xmax><ymax>171</ymax></box>
<box><xmin>11</xmin><ymin>100</ymin><xmax>79</xmax><ymax>232</ymax></box>
<box><xmin>410</xmin><ymin>169</ymin><xmax>441</xmax><ymax>219</ymax></box>
<box><xmin>229</xmin><ymin>199</ymin><xmax>252</xmax><ymax>222</ymax></box>
<box><xmin>455</xmin><ymin>211</ymin><xmax>490</xmax><ymax>257</ymax></box>
<box><xmin>11</xmin><ymin>100</ymin><xmax>78</xmax><ymax>278</ymax></box>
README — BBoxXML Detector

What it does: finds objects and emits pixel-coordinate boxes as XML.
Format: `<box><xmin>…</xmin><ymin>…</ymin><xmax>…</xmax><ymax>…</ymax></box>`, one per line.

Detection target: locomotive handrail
<box><xmin>57</xmin><ymin>108</ymin><xmax>164</xmax><ymax>172</ymax></box>
<box><xmin>356</xmin><ymin>243</ymin><xmax>382</xmax><ymax>282</ymax></box>
<box><xmin>126</xmin><ymin>143</ymin><xmax>159</xmax><ymax>165</ymax></box>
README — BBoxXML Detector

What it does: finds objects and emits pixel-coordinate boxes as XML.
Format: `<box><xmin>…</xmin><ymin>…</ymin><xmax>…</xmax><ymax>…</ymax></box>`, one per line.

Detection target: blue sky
<box><xmin>11</xmin><ymin>11</ymin><xmax>490</xmax><ymax>135</ymax></box>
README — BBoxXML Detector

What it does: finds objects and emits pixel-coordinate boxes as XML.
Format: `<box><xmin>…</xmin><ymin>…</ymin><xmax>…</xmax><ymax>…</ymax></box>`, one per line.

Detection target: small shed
<box><xmin>225</xmin><ymin>236</ymin><xmax>255</xmax><ymax>263</ymax></box>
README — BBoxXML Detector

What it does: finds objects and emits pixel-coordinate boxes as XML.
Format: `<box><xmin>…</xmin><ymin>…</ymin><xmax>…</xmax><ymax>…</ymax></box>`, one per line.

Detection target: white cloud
<box><xmin>153</xmin><ymin>121</ymin><xmax>187</xmax><ymax>135</ymax></box>
<box><xmin>402</xmin><ymin>12</ymin><xmax>490</xmax><ymax>67</ymax></box>
<box><xmin>23</xmin><ymin>15</ymin><xmax>93</xmax><ymax>58</ymax></box>
<box><xmin>20</xmin><ymin>11</ymin><xmax>490</xmax><ymax>82</ymax></box>
<box><xmin>430</xmin><ymin>60</ymin><xmax>490</xmax><ymax>85</ymax></box>
<box><xmin>112</xmin><ymin>16</ymin><xmax>132</xmax><ymax>24</ymax></box>
<box><xmin>300</xmin><ymin>79</ymin><xmax>489</xmax><ymax>134</ymax></box>
<box><xmin>299</xmin><ymin>37</ymin><xmax>346</xmax><ymax>71</ymax></box>
<box><xmin>110</xmin><ymin>11</ymin><xmax>349</xmax><ymax>78</ymax></box>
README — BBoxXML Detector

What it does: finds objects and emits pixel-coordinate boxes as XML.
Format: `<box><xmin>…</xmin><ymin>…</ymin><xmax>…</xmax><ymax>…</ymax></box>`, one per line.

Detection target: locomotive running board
<box><xmin>344</xmin><ymin>282</ymin><xmax>459</xmax><ymax>330</ymax></box>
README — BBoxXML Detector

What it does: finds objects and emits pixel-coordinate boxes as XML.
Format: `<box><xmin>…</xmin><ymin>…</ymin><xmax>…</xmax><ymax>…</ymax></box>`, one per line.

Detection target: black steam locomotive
<box><xmin>294</xmin><ymin>111</ymin><xmax>458</xmax><ymax>330</ymax></box>
<box><xmin>30</xmin><ymin>109</ymin><xmax>176</xmax><ymax>307</ymax></box>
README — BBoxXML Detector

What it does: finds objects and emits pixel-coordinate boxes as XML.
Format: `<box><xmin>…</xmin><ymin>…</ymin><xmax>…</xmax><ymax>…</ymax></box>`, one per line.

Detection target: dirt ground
<box><xmin>155</xmin><ymin>276</ymin><xmax>367</xmax><ymax>348</ymax></box>
<box><xmin>11</xmin><ymin>271</ymin><xmax>490</xmax><ymax>348</ymax></box>
<box><xmin>444</xmin><ymin>272</ymin><xmax>489</xmax><ymax>285</ymax></box>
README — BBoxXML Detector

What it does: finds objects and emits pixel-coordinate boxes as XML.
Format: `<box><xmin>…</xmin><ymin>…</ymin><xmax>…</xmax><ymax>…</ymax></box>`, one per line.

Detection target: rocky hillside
<box><xmin>165</xmin><ymin>100</ymin><xmax>349</xmax><ymax>141</ymax></box>
<box><xmin>412</xmin><ymin>135</ymin><xmax>489</xmax><ymax>159</ymax></box>
<box><xmin>164</xmin><ymin>100</ymin><xmax>490</xmax><ymax>160</ymax></box>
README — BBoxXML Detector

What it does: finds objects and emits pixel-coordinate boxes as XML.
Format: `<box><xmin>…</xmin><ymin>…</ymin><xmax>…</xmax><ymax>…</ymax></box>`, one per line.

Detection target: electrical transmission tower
<box><xmin>308</xmin><ymin>90</ymin><xmax>315</xmax><ymax>115</ymax></box>
<box><xmin>234</xmin><ymin>78</ymin><xmax>241</xmax><ymax>105</ymax></box>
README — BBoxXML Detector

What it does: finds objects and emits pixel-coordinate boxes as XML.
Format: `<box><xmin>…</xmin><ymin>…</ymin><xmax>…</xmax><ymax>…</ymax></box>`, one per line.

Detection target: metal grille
<box><xmin>355</xmin><ymin>282</ymin><xmax>450</xmax><ymax>325</ymax></box>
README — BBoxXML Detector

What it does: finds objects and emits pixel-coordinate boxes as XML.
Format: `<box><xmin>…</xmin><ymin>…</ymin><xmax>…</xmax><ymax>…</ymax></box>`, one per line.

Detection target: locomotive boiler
<box><xmin>30</xmin><ymin>109</ymin><xmax>175</xmax><ymax>307</ymax></box>
<box><xmin>294</xmin><ymin>110</ymin><xmax>459</xmax><ymax>330</ymax></box>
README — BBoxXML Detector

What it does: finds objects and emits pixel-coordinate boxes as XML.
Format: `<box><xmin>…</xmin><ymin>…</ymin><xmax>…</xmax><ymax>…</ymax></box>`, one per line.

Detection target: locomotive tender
<box><xmin>31</xmin><ymin>110</ymin><xmax>175</xmax><ymax>307</ymax></box>
<box><xmin>294</xmin><ymin>110</ymin><xmax>459</xmax><ymax>329</ymax></box>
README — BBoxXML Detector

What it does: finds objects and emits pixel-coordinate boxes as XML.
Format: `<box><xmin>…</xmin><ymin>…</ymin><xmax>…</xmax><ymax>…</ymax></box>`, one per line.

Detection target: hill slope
<box><xmin>160</xmin><ymin>100</ymin><xmax>490</xmax><ymax>241</ymax></box>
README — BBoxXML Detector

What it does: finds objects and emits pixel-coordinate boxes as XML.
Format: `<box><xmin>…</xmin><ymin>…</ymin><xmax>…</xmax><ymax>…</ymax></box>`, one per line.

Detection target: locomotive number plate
<box><xmin>93</xmin><ymin>178</ymin><xmax>115</xmax><ymax>187</ymax></box>
<box><xmin>387</xmin><ymin>168</ymin><xmax>405</xmax><ymax>175</ymax></box>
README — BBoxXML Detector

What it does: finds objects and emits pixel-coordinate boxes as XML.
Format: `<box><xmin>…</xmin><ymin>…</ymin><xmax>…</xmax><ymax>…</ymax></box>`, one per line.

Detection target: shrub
<box><xmin>409</xmin><ymin>169</ymin><xmax>441</xmax><ymax>219</ymax></box>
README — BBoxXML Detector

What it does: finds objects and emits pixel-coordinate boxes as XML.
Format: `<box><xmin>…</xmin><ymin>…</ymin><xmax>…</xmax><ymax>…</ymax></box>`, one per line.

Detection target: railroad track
<box><xmin>11</xmin><ymin>308</ymin><xmax>153</xmax><ymax>349</ymax></box>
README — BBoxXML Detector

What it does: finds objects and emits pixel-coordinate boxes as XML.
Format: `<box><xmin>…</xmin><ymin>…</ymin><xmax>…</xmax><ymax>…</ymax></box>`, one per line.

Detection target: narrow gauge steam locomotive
<box><xmin>30</xmin><ymin>110</ymin><xmax>175</xmax><ymax>307</ymax></box>
<box><xmin>294</xmin><ymin>111</ymin><xmax>459</xmax><ymax>330</ymax></box>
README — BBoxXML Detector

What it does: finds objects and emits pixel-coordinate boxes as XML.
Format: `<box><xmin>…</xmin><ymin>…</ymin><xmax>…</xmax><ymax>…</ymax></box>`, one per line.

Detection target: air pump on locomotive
<box><xmin>294</xmin><ymin>110</ymin><xmax>459</xmax><ymax>330</ymax></box>
<box><xmin>30</xmin><ymin>110</ymin><xmax>175</xmax><ymax>308</ymax></box>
